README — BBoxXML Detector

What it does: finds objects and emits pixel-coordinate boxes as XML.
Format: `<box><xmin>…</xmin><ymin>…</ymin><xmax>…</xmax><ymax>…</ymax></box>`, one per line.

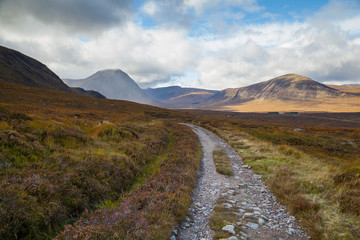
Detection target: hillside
<box><xmin>0</xmin><ymin>80</ymin><xmax>199</xmax><ymax>239</ymax></box>
<box><xmin>0</xmin><ymin>45</ymin><xmax>104</xmax><ymax>98</ymax></box>
<box><xmin>65</xmin><ymin>69</ymin><xmax>157</xmax><ymax>105</ymax></box>
<box><xmin>145</xmin><ymin>86</ymin><xmax>217</xmax><ymax>107</ymax></box>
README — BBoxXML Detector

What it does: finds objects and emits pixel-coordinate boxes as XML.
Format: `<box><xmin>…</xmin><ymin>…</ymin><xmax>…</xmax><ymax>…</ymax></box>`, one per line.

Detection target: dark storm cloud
<box><xmin>0</xmin><ymin>0</ymin><xmax>133</xmax><ymax>33</ymax></box>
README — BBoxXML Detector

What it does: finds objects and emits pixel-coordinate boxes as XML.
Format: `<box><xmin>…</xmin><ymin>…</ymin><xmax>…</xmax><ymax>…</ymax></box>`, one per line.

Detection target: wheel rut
<box><xmin>173</xmin><ymin>124</ymin><xmax>310</xmax><ymax>240</ymax></box>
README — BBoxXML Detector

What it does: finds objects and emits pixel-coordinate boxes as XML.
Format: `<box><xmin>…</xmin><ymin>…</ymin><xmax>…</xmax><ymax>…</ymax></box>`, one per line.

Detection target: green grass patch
<box><xmin>213</xmin><ymin>149</ymin><xmax>233</xmax><ymax>176</ymax></box>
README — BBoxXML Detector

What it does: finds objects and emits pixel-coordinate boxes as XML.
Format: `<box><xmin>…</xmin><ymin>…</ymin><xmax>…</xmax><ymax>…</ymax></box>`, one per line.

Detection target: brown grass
<box><xmin>0</xmin><ymin>81</ymin><xmax>200</xmax><ymax>239</ymax></box>
<box><xmin>268</xmin><ymin>168</ymin><xmax>323</xmax><ymax>239</ymax></box>
<box><xmin>55</xmin><ymin>123</ymin><xmax>201</xmax><ymax>239</ymax></box>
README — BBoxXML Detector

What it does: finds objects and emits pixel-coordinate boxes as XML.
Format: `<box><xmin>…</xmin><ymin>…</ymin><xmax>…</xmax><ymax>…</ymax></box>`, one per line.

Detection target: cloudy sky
<box><xmin>0</xmin><ymin>0</ymin><xmax>359</xmax><ymax>89</ymax></box>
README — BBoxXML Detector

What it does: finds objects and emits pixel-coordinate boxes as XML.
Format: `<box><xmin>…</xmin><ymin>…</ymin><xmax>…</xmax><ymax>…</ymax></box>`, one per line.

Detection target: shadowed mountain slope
<box><xmin>0</xmin><ymin>45</ymin><xmax>104</xmax><ymax>98</ymax></box>
<box><xmin>65</xmin><ymin>69</ymin><xmax>157</xmax><ymax>105</ymax></box>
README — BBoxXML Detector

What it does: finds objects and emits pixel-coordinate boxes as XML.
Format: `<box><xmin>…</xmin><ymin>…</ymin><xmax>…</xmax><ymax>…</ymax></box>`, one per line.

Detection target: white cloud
<box><xmin>185</xmin><ymin>0</ymin><xmax>263</xmax><ymax>13</ymax></box>
<box><xmin>0</xmin><ymin>22</ymin><xmax>200</xmax><ymax>86</ymax></box>
<box><xmin>191</xmin><ymin>0</ymin><xmax>360</xmax><ymax>89</ymax></box>
<box><xmin>0</xmin><ymin>0</ymin><xmax>359</xmax><ymax>90</ymax></box>
<box><xmin>141</xmin><ymin>1</ymin><xmax>158</xmax><ymax>16</ymax></box>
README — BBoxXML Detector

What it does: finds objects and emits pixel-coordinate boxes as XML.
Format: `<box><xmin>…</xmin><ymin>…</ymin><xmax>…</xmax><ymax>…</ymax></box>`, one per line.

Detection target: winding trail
<box><xmin>173</xmin><ymin>124</ymin><xmax>310</xmax><ymax>240</ymax></box>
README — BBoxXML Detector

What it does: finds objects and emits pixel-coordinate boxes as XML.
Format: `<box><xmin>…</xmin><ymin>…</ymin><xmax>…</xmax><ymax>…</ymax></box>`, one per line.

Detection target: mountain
<box><xmin>65</xmin><ymin>69</ymin><xmax>157</xmax><ymax>105</ymax></box>
<box><xmin>203</xmin><ymin>74</ymin><xmax>360</xmax><ymax>112</ymax></box>
<box><xmin>141</xmin><ymin>74</ymin><xmax>360</xmax><ymax>111</ymax></box>
<box><xmin>208</xmin><ymin>74</ymin><xmax>351</xmax><ymax>105</ymax></box>
<box><xmin>0</xmin><ymin>45</ymin><xmax>104</xmax><ymax>98</ymax></box>
<box><xmin>144</xmin><ymin>86</ymin><xmax>217</xmax><ymax>108</ymax></box>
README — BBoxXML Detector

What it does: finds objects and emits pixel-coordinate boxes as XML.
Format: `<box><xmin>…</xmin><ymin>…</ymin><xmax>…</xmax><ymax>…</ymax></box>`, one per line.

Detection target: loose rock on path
<box><xmin>172</xmin><ymin>124</ymin><xmax>310</xmax><ymax>240</ymax></box>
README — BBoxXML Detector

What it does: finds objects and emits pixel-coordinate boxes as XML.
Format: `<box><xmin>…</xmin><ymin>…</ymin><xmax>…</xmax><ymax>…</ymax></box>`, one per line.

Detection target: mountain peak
<box><xmin>93</xmin><ymin>69</ymin><xmax>128</xmax><ymax>77</ymax></box>
<box><xmin>272</xmin><ymin>73</ymin><xmax>313</xmax><ymax>83</ymax></box>
<box><xmin>65</xmin><ymin>69</ymin><xmax>156</xmax><ymax>105</ymax></box>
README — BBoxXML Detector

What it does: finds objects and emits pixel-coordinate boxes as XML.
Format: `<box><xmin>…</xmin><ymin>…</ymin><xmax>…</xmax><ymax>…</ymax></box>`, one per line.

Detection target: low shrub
<box><xmin>55</xmin><ymin>123</ymin><xmax>201</xmax><ymax>240</ymax></box>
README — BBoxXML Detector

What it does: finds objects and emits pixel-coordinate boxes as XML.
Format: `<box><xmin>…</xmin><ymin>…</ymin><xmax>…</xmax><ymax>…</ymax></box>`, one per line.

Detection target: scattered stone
<box><xmin>228</xmin><ymin>236</ymin><xmax>239</xmax><ymax>240</ymax></box>
<box><xmin>294</xmin><ymin>128</ymin><xmax>306</xmax><ymax>132</ymax></box>
<box><xmin>224</xmin><ymin>203</ymin><xmax>233</xmax><ymax>208</ymax></box>
<box><xmin>98</xmin><ymin>120</ymin><xmax>113</xmax><ymax>126</ymax></box>
<box><xmin>254</xmin><ymin>211</ymin><xmax>261</xmax><ymax>215</ymax></box>
<box><xmin>258</xmin><ymin>218</ymin><xmax>266</xmax><ymax>225</ymax></box>
<box><xmin>317</xmin><ymin>184</ymin><xmax>325</xmax><ymax>189</ymax></box>
<box><xmin>243</xmin><ymin>212</ymin><xmax>254</xmax><ymax>218</ymax></box>
<box><xmin>170</xmin><ymin>235</ymin><xmax>176</xmax><ymax>240</ymax></box>
<box><xmin>246</xmin><ymin>222</ymin><xmax>259</xmax><ymax>229</ymax></box>
<box><xmin>287</xmin><ymin>227</ymin><xmax>297</xmax><ymax>235</ymax></box>
<box><xmin>195</xmin><ymin>202</ymin><xmax>202</xmax><ymax>208</ymax></box>
<box><xmin>239</xmin><ymin>183</ymin><xmax>247</xmax><ymax>188</ymax></box>
<box><xmin>222</xmin><ymin>225</ymin><xmax>236</xmax><ymax>234</ymax></box>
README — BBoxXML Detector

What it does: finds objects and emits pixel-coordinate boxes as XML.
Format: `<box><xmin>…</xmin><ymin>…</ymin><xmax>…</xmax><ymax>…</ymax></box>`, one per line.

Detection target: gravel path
<box><xmin>172</xmin><ymin>124</ymin><xmax>310</xmax><ymax>240</ymax></box>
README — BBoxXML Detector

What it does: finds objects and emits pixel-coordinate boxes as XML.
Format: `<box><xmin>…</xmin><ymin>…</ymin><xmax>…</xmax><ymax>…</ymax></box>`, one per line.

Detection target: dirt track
<box><xmin>173</xmin><ymin>124</ymin><xmax>310</xmax><ymax>240</ymax></box>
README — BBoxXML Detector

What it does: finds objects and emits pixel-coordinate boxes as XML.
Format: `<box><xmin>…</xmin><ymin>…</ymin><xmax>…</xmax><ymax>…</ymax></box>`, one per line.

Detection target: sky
<box><xmin>0</xmin><ymin>0</ymin><xmax>359</xmax><ymax>89</ymax></box>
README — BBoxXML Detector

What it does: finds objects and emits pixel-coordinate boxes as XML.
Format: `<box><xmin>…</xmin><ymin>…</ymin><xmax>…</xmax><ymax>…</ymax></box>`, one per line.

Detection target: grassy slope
<box><xmin>0</xmin><ymin>80</ymin><xmax>200</xmax><ymax>239</ymax></box>
<box><xmin>217</xmin><ymin>97</ymin><xmax>360</xmax><ymax>112</ymax></box>
<box><xmin>196</xmin><ymin>117</ymin><xmax>360</xmax><ymax>239</ymax></box>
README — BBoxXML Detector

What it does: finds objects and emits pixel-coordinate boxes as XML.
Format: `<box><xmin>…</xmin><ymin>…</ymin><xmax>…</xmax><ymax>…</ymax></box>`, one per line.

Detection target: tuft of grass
<box><xmin>213</xmin><ymin>149</ymin><xmax>233</xmax><ymax>176</ymax></box>
<box><xmin>338</xmin><ymin>190</ymin><xmax>360</xmax><ymax>216</ymax></box>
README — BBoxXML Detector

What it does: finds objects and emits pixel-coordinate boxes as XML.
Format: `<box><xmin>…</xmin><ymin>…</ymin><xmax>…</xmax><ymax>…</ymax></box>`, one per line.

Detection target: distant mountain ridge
<box><xmin>0</xmin><ymin>45</ymin><xmax>104</xmax><ymax>98</ymax></box>
<box><xmin>65</xmin><ymin>69</ymin><xmax>157</xmax><ymax>105</ymax></box>
<box><xmin>327</xmin><ymin>84</ymin><xmax>360</xmax><ymax>95</ymax></box>
<box><xmin>144</xmin><ymin>73</ymin><xmax>360</xmax><ymax>112</ymax></box>
<box><xmin>144</xmin><ymin>86</ymin><xmax>217</xmax><ymax>108</ymax></box>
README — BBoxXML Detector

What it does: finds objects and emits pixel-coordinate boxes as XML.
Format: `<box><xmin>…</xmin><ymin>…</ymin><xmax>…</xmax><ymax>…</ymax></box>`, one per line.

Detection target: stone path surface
<box><xmin>172</xmin><ymin>124</ymin><xmax>310</xmax><ymax>240</ymax></box>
